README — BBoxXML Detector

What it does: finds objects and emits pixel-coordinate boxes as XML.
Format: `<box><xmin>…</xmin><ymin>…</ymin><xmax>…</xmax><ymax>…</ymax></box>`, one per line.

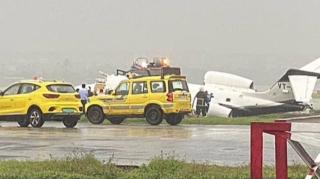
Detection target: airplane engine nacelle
<box><xmin>204</xmin><ymin>71</ymin><xmax>254</xmax><ymax>89</ymax></box>
<box><xmin>207</xmin><ymin>102</ymin><xmax>232</xmax><ymax>118</ymax></box>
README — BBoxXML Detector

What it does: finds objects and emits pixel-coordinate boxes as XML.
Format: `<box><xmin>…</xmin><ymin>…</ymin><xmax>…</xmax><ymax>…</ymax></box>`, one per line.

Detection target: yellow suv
<box><xmin>86</xmin><ymin>75</ymin><xmax>192</xmax><ymax>125</ymax></box>
<box><xmin>0</xmin><ymin>79</ymin><xmax>82</xmax><ymax>128</ymax></box>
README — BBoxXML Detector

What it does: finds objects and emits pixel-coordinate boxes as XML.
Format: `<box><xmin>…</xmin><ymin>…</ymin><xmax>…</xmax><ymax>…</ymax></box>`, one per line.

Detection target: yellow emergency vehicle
<box><xmin>86</xmin><ymin>68</ymin><xmax>192</xmax><ymax>125</ymax></box>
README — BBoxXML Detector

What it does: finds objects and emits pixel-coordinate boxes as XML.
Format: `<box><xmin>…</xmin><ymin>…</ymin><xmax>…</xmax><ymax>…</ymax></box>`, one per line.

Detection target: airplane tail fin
<box><xmin>286</xmin><ymin>69</ymin><xmax>319</xmax><ymax>104</ymax></box>
<box><xmin>258</xmin><ymin>58</ymin><xmax>320</xmax><ymax>106</ymax></box>
<box><xmin>288</xmin><ymin>57</ymin><xmax>320</xmax><ymax>103</ymax></box>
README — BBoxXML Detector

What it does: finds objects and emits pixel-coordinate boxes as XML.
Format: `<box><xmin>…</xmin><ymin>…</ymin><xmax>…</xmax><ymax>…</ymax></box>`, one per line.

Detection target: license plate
<box><xmin>62</xmin><ymin>108</ymin><xmax>74</xmax><ymax>113</ymax></box>
<box><xmin>178</xmin><ymin>94</ymin><xmax>186</xmax><ymax>99</ymax></box>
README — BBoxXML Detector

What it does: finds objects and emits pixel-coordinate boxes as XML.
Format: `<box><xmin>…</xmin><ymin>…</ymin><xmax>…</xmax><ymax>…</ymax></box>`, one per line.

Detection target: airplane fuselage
<box><xmin>188</xmin><ymin>82</ymin><xmax>305</xmax><ymax>117</ymax></box>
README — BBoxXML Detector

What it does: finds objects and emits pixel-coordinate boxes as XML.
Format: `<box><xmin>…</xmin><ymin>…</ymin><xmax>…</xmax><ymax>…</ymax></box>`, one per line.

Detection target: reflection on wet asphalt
<box><xmin>0</xmin><ymin>122</ymin><xmax>317</xmax><ymax>166</ymax></box>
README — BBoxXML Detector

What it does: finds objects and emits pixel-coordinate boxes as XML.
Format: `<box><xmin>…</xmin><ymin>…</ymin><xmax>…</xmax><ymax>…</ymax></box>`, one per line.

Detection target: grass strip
<box><xmin>0</xmin><ymin>153</ymin><xmax>311</xmax><ymax>179</ymax></box>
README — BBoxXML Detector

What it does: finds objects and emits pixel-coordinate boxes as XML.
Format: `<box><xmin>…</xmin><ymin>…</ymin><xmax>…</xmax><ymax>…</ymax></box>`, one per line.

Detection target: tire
<box><xmin>108</xmin><ymin>117</ymin><xmax>125</xmax><ymax>124</ymax></box>
<box><xmin>145</xmin><ymin>106</ymin><xmax>163</xmax><ymax>125</ymax></box>
<box><xmin>87</xmin><ymin>106</ymin><xmax>104</xmax><ymax>124</ymax></box>
<box><xmin>29</xmin><ymin>108</ymin><xmax>44</xmax><ymax>128</ymax></box>
<box><xmin>17</xmin><ymin>116</ymin><xmax>30</xmax><ymax>127</ymax></box>
<box><xmin>165</xmin><ymin>114</ymin><xmax>183</xmax><ymax>125</ymax></box>
<box><xmin>63</xmin><ymin>117</ymin><xmax>79</xmax><ymax>128</ymax></box>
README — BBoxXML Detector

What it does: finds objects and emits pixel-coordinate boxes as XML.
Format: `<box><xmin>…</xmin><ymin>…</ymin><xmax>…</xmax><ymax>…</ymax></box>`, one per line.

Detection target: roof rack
<box><xmin>116</xmin><ymin>66</ymin><xmax>181</xmax><ymax>79</ymax></box>
<box><xmin>116</xmin><ymin>57</ymin><xmax>181</xmax><ymax>78</ymax></box>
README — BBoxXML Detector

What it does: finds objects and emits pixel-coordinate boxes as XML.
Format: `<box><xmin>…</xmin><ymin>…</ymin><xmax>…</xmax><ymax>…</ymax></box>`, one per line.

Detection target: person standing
<box><xmin>98</xmin><ymin>88</ymin><xmax>104</xmax><ymax>96</ymax></box>
<box><xmin>79</xmin><ymin>84</ymin><xmax>89</xmax><ymax>116</ymax></box>
<box><xmin>195</xmin><ymin>87</ymin><xmax>207</xmax><ymax>117</ymax></box>
<box><xmin>88</xmin><ymin>86</ymin><xmax>94</xmax><ymax>97</ymax></box>
<box><xmin>205</xmin><ymin>90</ymin><xmax>212</xmax><ymax>113</ymax></box>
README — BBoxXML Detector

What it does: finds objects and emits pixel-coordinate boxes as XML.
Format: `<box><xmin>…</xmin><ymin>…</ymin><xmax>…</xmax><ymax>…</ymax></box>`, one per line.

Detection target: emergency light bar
<box><xmin>116</xmin><ymin>67</ymin><xmax>181</xmax><ymax>77</ymax></box>
<box><xmin>116</xmin><ymin>57</ymin><xmax>180</xmax><ymax>78</ymax></box>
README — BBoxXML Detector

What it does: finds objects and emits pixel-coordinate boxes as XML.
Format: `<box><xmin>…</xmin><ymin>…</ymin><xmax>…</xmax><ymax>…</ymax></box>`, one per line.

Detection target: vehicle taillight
<box><xmin>75</xmin><ymin>94</ymin><xmax>80</xmax><ymax>99</ymax></box>
<box><xmin>43</xmin><ymin>94</ymin><xmax>60</xmax><ymax>99</ymax></box>
<box><xmin>167</xmin><ymin>92</ymin><xmax>173</xmax><ymax>102</ymax></box>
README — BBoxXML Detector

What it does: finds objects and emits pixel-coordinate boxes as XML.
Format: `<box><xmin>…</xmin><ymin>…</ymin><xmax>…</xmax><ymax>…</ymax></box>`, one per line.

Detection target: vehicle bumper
<box><xmin>162</xmin><ymin>108</ymin><xmax>192</xmax><ymax>114</ymax></box>
<box><xmin>43</xmin><ymin>113</ymin><xmax>82</xmax><ymax>121</ymax></box>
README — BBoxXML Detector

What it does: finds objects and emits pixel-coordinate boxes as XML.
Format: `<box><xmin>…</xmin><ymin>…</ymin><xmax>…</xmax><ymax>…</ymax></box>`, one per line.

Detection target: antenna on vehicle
<box><xmin>63</xmin><ymin>59</ymin><xmax>67</xmax><ymax>81</ymax></box>
<box><xmin>42</xmin><ymin>67</ymin><xmax>45</xmax><ymax>79</ymax></box>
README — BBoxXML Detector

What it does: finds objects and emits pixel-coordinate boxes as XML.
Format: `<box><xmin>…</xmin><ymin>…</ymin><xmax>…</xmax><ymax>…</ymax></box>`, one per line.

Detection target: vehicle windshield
<box><xmin>46</xmin><ymin>84</ymin><xmax>75</xmax><ymax>93</ymax></box>
<box><xmin>169</xmin><ymin>80</ymin><xmax>189</xmax><ymax>92</ymax></box>
<box><xmin>115</xmin><ymin>82</ymin><xmax>129</xmax><ymax>95</ymax></box>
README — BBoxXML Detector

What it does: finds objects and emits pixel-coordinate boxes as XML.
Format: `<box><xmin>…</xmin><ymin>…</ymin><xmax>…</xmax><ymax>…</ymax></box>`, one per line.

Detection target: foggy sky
<box><xmin>1</xmin><ymin>0</ymin><xmax>320</xmax><ymax>89</ymax></box>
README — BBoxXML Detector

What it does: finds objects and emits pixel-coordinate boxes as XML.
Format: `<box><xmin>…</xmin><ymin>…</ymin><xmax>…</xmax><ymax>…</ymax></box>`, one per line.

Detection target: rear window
<box><xmin>46</xmin><ymin>84</ymin><xmax>75</xmax><ymax>93</ymax></box>
<box><xmin>151</xmin><ymin>81</ymin><xmax>166</xmax><ymax>93</ymax></box>
<box><xmin>168</xmin><ymin>80</ymin><xmax>189</xmax><ymax>92</ymax></box>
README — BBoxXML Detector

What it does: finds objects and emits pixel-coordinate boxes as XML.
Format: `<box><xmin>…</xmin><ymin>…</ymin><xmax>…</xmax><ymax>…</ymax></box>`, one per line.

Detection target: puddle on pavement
<box><xmin>81</xmin><ymin>126</ymin><xmax>192</xmax><ymax>139</ymax></box>
<box><xmin>0</xmin><ymin>123</ymin><xmax>192</xmax><ymax>139</ymax></box>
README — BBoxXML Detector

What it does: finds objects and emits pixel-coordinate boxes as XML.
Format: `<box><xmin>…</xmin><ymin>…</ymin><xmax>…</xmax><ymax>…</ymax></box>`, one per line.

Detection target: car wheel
<box><xmin>145</xmin><ymin>106</ymin><xmax>163</xmax><ymax>125</ymax></box>
<box><xmin>29</xmin><ymin>108</ymin><xmax>44</xmax><ymax>128</ymax></box>
<box><xmin>108</xmin><ymin>117</ymin><xmax>125</xmax><ymax>124</ymax></box>
<box><xmin>17</xmin><ymin>116</ymin><xmax>30</xmax><ymax>127</ymax></box>
<box><xmin>63</xmin><ymin>117</ymin><xmax>78</xmax><ymax>128</ymax></box>
<box><xmin>87</xmin><ymin>106</ymin><xmax>104</xmax><ymax>124</ymax></box>
<box><xmin>165</xmin><ymin>114</ymin><xmax>183</xmax><ymax>125</ymax></box>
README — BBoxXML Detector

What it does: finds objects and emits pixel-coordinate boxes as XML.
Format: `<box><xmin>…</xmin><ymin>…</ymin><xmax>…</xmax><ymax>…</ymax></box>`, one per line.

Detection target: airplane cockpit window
<box><xmin>115</xmin><ymin>82</ymin><xmax>129</xmax><ymax>95</ymax></box>
<box><xmin>3</xmin><ymin>84</ymin><xmax>21</xmax><ymax>96</ymax></box>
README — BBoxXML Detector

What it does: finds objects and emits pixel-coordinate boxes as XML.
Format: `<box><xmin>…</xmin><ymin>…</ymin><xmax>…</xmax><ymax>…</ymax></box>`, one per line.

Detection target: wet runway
<box><xmin>0</xmin><ymin>122</ymin><xmax>318</xmax><ymax>166</ymax></box>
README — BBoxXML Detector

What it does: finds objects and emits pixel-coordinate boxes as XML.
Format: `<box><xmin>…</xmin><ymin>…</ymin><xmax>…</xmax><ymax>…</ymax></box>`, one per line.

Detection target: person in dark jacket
<box><xmin>88</xmin><ymin>86</ymin><xmax>94</xmax><ymax>97</ymax></box>
<box><xmin>195</xmin><ymin>87</ymin><xmax>207</xmax><ymax>117</ymax></box>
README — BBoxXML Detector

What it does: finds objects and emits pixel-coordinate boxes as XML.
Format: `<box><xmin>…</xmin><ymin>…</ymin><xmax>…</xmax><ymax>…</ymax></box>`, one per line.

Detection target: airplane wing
<box><xmin>218</xmin><ymin>102</ymin><xmax>304</xmax><ymax>117</ymax></box>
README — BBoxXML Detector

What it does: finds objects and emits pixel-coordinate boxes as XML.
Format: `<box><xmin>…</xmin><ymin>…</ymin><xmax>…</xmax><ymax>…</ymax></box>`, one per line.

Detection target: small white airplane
<box><xmin>188</xmin><ymin>58</ymin><xmax>320</xmax><ymax>117</ymax></box>
<box><xmin>75</xmin><ymin>57</ymin><xmax>320</xmax><ymax>117</ymax></box>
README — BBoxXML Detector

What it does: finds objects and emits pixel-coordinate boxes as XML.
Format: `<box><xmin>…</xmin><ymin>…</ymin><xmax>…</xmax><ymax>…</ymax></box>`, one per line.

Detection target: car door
<box><xmin>129</xmin><ymin>81</ymin><xmax>149</xmax><ymax>114</ymax></box>
<box><xmin>109</xmin><ymin>82</ymin><xmax>130</xmax><ymax>115</ymax></box>
<box><xmin>15</xmin><ymin>83</ymin><xmax>37</xmax><ymax>114</ymax></box>
<box><xmin>0</xmin><ymin>84</ymin><xmax>21</xmax><ymax>115</ymax></box>
<box><xmin>150</xmin><ymin>81</ymin><xmax>166</xmax><ymax>102</ymax></box>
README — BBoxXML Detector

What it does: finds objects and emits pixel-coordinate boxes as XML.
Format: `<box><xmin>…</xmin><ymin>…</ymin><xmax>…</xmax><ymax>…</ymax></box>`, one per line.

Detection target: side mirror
<box><xmin>0</xmin><ymin>91</ymin><xmax>3</xmax><ymax>96</ymax></box>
